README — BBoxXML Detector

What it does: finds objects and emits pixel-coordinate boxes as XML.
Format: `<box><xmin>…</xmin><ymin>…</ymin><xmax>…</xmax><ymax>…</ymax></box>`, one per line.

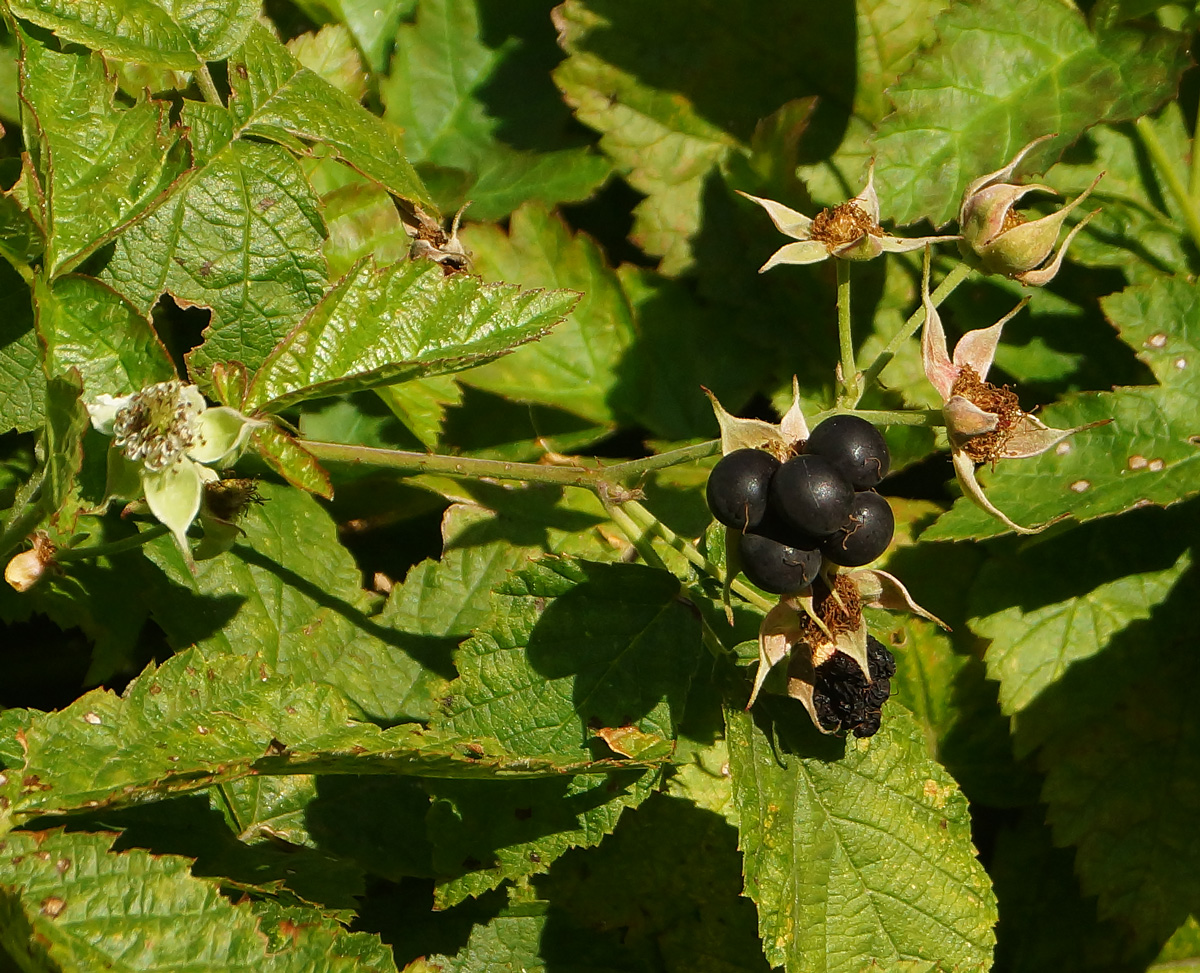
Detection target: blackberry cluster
<box><xmin>705</xmin><ymin>415</ymin><xmax>895</xmax><ymax>594</ymax></box>
<box><xmin>812</xmin><ymin>636</ymin><xmax>896</xmax><ymax>738</ymax></box>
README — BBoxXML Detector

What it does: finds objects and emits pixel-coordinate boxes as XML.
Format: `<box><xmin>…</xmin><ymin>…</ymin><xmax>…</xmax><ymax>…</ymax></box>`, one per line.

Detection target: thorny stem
<box><xmin>602</xmin><ymin>499</ymin><xmax>671</xmax><ymax>574</ymax></box>
<box><xmin>196</xmin><ymin>64</ymin><xmax>224</xmax><ymax>106</ymax></box>
<box><xmin>299</xmin><ymin>439</ymin><xmax>721</xmax><ymax>488</ymax></box>
<box><xmin>620</xmin><ymin>499</ymin><xmax>776</xmax><ymax>614</ymax></box>
<box><xmin>56</xmin><ymin>525</ymin><xmax>170</xmax><ymax>562</ymax></box>
<box><xmin>1137</xmin><ymin>115</ymin><xmax>1200</xmax><ymax>256</ymax></box>
<box><xmin>836</xmin><ymin>260</ymin><xmax>858</xmax><ymax>406</ymax></box>
<box><xmin>856</xmin><ymin>259</ymin><xmax>972</xmax><ymax>399</ymax></box>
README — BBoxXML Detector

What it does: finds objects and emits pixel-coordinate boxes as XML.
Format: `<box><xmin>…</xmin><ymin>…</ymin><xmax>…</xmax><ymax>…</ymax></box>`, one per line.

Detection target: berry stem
<box><xmin>1136</xmin><ymin>115</ymin><xmax>1200</xmax><ymax>256</ymax></box>
<box><xmin>835</xmin><ymin>260</ymin><xmax>859</xmax><ymax>406</ymax></box>
<box><xmin>55</xmin><ymin>525</ymin><xmax>170</xmax><ymax>562</ymax></box>
<box><xmin>601</xmin><ymin>498</ymin><xmax>672</xmax><ymax>573</ymax></box>
<box><xmin>810</xmin><ymin>408</ymin><xmax>944</xmax><ymax>428</ymax></box>
<box><xmin>856</xmin><ymin>259</ymin><xmax>971</xmax><ymax>401</ymax></box>
<box><xmin>619</xmin><ymin>499</ymin><xmax>776</xmax><ymax>613</ymax></box>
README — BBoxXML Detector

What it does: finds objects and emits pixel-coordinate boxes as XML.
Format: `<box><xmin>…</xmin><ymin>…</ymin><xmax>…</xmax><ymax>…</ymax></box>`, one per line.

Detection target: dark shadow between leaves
<box><xmin>750</xmin><ymin>694</ymin><xmax>845</xmax><ymax>764</ymax></box>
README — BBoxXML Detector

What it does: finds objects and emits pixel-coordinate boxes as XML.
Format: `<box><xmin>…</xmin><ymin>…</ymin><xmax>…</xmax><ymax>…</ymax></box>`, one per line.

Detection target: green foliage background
<box><xmin>1</xmin><ymin>0</ymin><xmax>1199</xmax><ymax>971</ymax></box>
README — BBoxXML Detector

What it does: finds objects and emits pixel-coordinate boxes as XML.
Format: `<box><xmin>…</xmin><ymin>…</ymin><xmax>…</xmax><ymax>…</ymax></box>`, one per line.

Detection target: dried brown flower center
<box><xmin>950</xmin><ymin>364</ymin><xmax>1024</xmax><ymax>463</ymax></box>
<box><xmin>809</xmin><ymin>202</ymin><xmax>882</xmax><ymax>248</ymax></box>
<box><xmin>798</xmin><ymin>573</ymin><xmax>862</xmax><ymax>651</ymax></box>
<box><xmin>1000</xmin><ymin>207</ymin><xmax>1028</xmax><ymax>233</ymax></box>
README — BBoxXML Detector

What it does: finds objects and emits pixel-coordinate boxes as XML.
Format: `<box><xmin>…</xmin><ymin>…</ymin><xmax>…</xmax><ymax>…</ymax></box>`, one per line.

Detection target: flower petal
<box><xmin>143</xmin><ymin>459</ymin><xmax>211</xmax><ymax>555</ymax></box>
<box><xmin>189</xmin><ymin>406</ymin><xmax>263</xmax><ymax>465</ymax></box>
<box><xmin>919</xmin><ymin>253</ymin><xmax>958</xmax><ymax>401</ymax></box>
<box><xmin>851</xmin><ymin>568</ymin><xmax>950</xmax><ymax>630</ymax></box>
<box><xmin>1015</xmin><ymin>205</ymin><xmax>1101</xmax><ymax>287</ymax></box>
<box><xmin>748</xmin><ymin>599</ymin><xmax>802</xmax><ymax>708</ymax></box>
<box><xmin>760</xmin><ymin>240</ymin><xmax>830</xmax><ymax>272</ymax></box>
<box><xmin>951</xmin><ymin>299</ymin><xmax>1027</xmax><ymax>380</ymax></box>
<box><xmin>950</xmin><ymin>448</ymin><xmax>1044</xmax><ymax>535</ymax></box>
<box><xmin>736</xmin><ymin>191</ymin><xmax>813</xmax><ymax>240</ymax></box>
<box><xmin>86</xmin><ymin>393</ymin><xmax>133</xmax><ymax>435</ymax></box>
<box><xmin>999</xmin><ymin>413</ymin><xmax>1111</xmax><ymax>459</ymax></box>
<box><xmin>959</xmin><ymin>134</ymin><xmax>1057</xmax><ymax>221</ymax></box>
<box><xmin>875</xmin><ymin>233</ymin><xmax>962</xmax><ymax>254</ymax></box>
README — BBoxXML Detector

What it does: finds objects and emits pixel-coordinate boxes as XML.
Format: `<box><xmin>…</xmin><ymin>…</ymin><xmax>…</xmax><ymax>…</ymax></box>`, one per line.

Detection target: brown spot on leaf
<box><xmin>150</xmin><ymin>684</ymin><xmax>162</xmax><ymax>695</ymax></box>
<box><xmin>40</xmin><ymin>897</ymin><xmax>65</xmax><ymax>918</ymax></box>
<box><xmin>56</xmin><ymin>858</ymin><xmax>70</xmax><ymax>874</ymax></box>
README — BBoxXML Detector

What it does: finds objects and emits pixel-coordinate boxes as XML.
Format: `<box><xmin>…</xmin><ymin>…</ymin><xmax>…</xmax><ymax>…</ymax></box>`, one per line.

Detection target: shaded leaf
<box><xmin>18</xmin><ymin>32</ymin><xmax>191</xmax><ymax>274</ymax></box>
<box><xmin>726</xmin><ymin>702</ymin><xmax>996</xmax><ymax>972</ymax></box>
<box><xmin>457</xmin><ymin>203</ymin><xmax>633</xmax><ymax>423</ymax></box>
<box><xmin>0</xmin><ymin>261</ymin><xmax>43</xmax><ymax>435</ymax></box>
<box><xmin>381</xmin><ymin>0</ymin><xmax>610</xmax><ymax>220</ymax></box>
<box><xmin>243</xmin><ymin>257</ymin><xmax>578</xmax><ymax>412</ymax></box>
<box><xmin>872</xmin><ymin>0</ymin><xmax>1190</xmax><ymax>226</ymax></box>
<box><xmin>250</xmin><ymin>424</ymin><xmax>333</xmax><ymax>498</ymax></box>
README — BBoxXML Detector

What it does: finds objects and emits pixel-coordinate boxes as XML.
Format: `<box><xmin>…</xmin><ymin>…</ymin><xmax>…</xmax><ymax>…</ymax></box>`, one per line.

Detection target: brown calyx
<box><xmin>797</xmin><ymin>573</ymin><xmax>862</xmax><ymax>647</ymax></box>
<box><xmin>809</xmin><ymin>202</ymin><xmax>882</xmax><ymax>248</ymax></box>
<box><xmin>951</xmin><ymin>364</ymin><xmax>1024</xmax><ymax>463</ymax></box>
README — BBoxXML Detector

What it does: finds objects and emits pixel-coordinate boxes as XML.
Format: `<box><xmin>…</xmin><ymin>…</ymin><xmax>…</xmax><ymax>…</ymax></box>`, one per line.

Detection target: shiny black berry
<box><xmin>738</xmin><ymin>532</ymin><xmax>821</xmax><ymax>594</ymax></box>
<box><xmin>705</xmin><ymin>449</ymin><xmax>780</xmax><ymax>531</ymax></box>
<box><xmin>769</xmin><ymin>454</ymin><xmax>854</xmax><ymax>537</ymax></box>
<box><xmin>805</xmin><ymin>415</ymin><xmax>890</xmax><ymax>489</ymax></box>
<box><xmin>820</xmin><ymin>491</ymin><xmax>895</xmax><ymax>567</ymax></box>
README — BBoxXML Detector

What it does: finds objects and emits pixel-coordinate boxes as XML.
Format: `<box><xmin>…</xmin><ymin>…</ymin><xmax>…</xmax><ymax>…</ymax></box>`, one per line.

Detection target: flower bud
<box><xmin>958</xmin><ymin>136</ymin><xmax>1102</xmax><ymax>286</ymax></box>
<box><xmin>5</xmin><ymin>532</ymin><xmax>56</xmax><ymax>592</ymax></box>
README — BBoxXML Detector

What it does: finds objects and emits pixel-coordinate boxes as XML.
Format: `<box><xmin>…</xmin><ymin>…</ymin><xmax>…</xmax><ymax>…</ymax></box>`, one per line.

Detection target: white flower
<box><xmin>738</xmin><ymin>165</ymin><xmax>959</xmax><ymax>271</ymax></box>
<box><xmin>87</xmin><ymin>381</ymin><xmax>263</xmax><ymax>557</ymax></box>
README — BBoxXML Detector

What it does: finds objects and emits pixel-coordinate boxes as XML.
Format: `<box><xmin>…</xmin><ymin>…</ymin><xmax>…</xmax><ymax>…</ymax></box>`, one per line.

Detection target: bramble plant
<box><xmin>2</xmin><ymin>1</ymin><xmax>1200</xmax><ymax>972</ymax></box>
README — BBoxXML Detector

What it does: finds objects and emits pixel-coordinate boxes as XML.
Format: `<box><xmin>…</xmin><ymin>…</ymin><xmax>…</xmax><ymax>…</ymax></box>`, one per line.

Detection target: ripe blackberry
<box><xmin>705</xmin><ymin>448</ymin><xmax>780</xmax><ymax>531</ymax></box>
<box><xmin>820</xmin><ymin>491</ymin><xmax>895</xmax><ymax>567</ymax></box>
<box><xmin>805</xmin><ymin>415</ymin><xmax>891</xmax><ymax>489</ymax></box>
<box><xmin>769</xmin><ymin>454</ymin><xmax>854</xmax><ymax>537</ymax></box>
<box><xmin>811</xmin><ymin>636</ymin><xmax>895</xmax><ymax>737</ymax></box>
<box><xmin>738</xmin><ymin>531</ymin><xmax>822</xmax><ymax>594</ymax></box>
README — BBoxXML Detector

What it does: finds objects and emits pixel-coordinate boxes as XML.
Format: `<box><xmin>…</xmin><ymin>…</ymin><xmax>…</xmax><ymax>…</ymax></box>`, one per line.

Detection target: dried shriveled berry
<box><xmin>812</xmin><ymin>636</ymin><xmax>895</xmax><ymax>737</ymax></box>
<box><xmin>804</xmin><ymin>414</ymin><xmax>891</xmax><ymax>489</ymax></box>
<box><xmin>820</xmin><ymin>491</ymin><xmax>895</xmax><ymax>567</ymax></box>
<box><xmin>769</xmin><ymin>454</ymin><xmax>854</xmax><ymax>537</ymax></box>
<box><xmin>706</xmin><ymin>449</ymin><xmax>780</xmax><ymax>531</ymax></box>
<box><xmin>738</xmin><ymin>532</ymin><xmax>822</xmax><ymax>595</ymax></box>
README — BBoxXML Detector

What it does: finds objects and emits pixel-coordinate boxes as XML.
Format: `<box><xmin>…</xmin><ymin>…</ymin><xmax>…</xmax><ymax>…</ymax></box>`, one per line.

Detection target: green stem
<box><xmin>1191</xmin><ymin>98</ymin><xmax>1200</xmax><ymax>200</ymax></box>
<box><xmin>603</xmin><ymin>499</ymin><xmax>671</xmax><ymax>573</ymax></box>
<box><xmin>1136</xmin><ymin>115</ymin><xmax>1200</xmax><ymax>256</ymax></box>
<box><xmin>0</xmin><ymin>497</ymin><xmax>44</xmax><ymax>564</ymax></box>
<box><xmin>298</xmin><ymin>438</ymin><xmax>720</xmax><ymax>488</ymax></box>
<box><xmin>55</xmin><ymin>525</ymin><xmax>169</xmax><ymax>562</ymax></box>
<box><xmin>621</xmin><ymin>499</ymin><xmax>775</xmax><ymax>614</ymax></box>
<box><xmin>835</xmin><ymin>260</ymin><xmax>857</xmax><ymax>406</ymax></box>
<box><xmin>196</xmin><ymin>64</ymin><xmax>223</xmax><ymax>106</ymax></box>
<box><xmin>856</xmin><ymin>259</ymin><xmax>971</xmax><ymax>399</ymax></box>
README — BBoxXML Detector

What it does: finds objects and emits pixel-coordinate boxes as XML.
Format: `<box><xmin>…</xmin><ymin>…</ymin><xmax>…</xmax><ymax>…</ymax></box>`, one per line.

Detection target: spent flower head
<box><xmin>738</xmin><ymin>164</ymin><xmax>959</xmax><ymax>272</ymax></box>
<box><xmin>88</xmin><ymin>381</ymin><xmax>264</xmax><ymax>559</ymax></box>
<box><xmin>958</xmin><ymin>135</ymin><xmax>1103</xmax><ymax>286</ymax></box>
<box><xmin>919</xmin><ymin>254</ymin><xmax>1106</xmax><ymax>533</ymax></box>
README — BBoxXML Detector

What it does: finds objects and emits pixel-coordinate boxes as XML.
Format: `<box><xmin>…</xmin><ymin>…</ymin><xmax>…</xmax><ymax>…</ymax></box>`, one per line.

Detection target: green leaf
<box><xmin>0</xmin><ymin>646</ymin><xmax>651</xmax><ymax>824</ymax></box>
<box><xmin>8</xmin><ymin>0</ymin><xmax>258</xmax><ymax>68</ymax></box>
<box><xmin>250</xmin><ymin>424</ymin><xmax>333</xmax><ymax>498</ymax></box>
<box><xmin>968</xmin><ymin>509</ymin><xmax>1191</xmax><ymax>721</ymax></box>
<box><xmin>457</xmin><ymin>203</ymin><xmax>633</xmax><ymax>423</ymax></box>
<box><xmin>0</xmin><ymin>262</ymin><xmax>43</xmax><ymax>435</ymax></box>
<box><xmin>287</xmin><ymin>24</ymin><xmax>367</xmax><ymax>102</ymax></box>
<box><xmin>140</xmin><ymin>482</ymin><xmax>440</xmax><ymax>723</ymax></box>
<box><xmin>426</xmin><ymin>556</ymin><xmax>703</xmax><ymax>905</ymax></box>
<box><xmin>374</xmin><ymin>375</ymin><xmax>462</xmax><ymax>448</ymax></box>
<box><xmin>41</xmin><ymin>374</ymin><xmax>89</xmax><ymax>519</ymax></box>
<box><xmin>726</xmin><ymin>703</ymin><xmax>996</xmax><ymax>973</ymax></box>
<box><xmin>0</xmin><ymin>829</ymin><xmax>397</xmax><ymax>972</ymax></box>
<box><xmin>230</xmin><ymin>23</ymin><xmax>428</xmax><ymax>206</ymax></box>
<box><xmin>0</xmin><ymin>190</ymin><xmax>43</xmax><ymax>270</ymax></box>
<box><xmin>872</xmin><ymin>0</ymin><xmax>1190</xmax><ymax>227</ymax></box>
<box><xmin>1022</xmin><ymin>555</ymin><xmax>1200</xmax><ymax>946</ymax></box>
<box><xmin>243</xmin><ymin>257</ymin><xmax>578</xmax><ymax>413</ymax></box>
<box><xmin>102</xmin><ymin>107</ymin><xmax>328</xmax><ymax>393</ymax></box>
<box><xmin>926</xmin><ymin>275</ymin><xmax>1200</xmax><ymax>540</ymax></box>
<box><xmin>34</xmin><ymin>275</ymin><xmax>176</xmax><ymax>399</ymax></box>
<box><xmin>854</xmin><ymin>0</ymin><xmax>951</xmax><ymax>126</ymax></box>
<box><xmin>380</xmin><ymin>0</ymin><xmax>609</xmax><ymax>220</ymax></box>
<box><xmin>17</xmin><ymin>32</ymin><xmax>191</xmax><ymax>274</ymax></box>
<box><xmin>321</xmin><ymin>181</ymin><xmax>414</xmax><ymax>280</ymax></box>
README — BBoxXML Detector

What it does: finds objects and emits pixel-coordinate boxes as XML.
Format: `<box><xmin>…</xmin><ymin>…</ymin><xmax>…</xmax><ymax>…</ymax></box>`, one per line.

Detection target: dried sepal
<box><xmin>850</xmin><ymin>568</ymin><xmax>950</xmax><ymax>631</ymax></box>
<box><xmin>704</xmin><ymin>384</ymin><xmax>805</xmax><ymax>459</ymax></box>
<box><xmin>748</xmin><ymin>599</ymin><xmax>804</xmax><ymax>708</ymax></box>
